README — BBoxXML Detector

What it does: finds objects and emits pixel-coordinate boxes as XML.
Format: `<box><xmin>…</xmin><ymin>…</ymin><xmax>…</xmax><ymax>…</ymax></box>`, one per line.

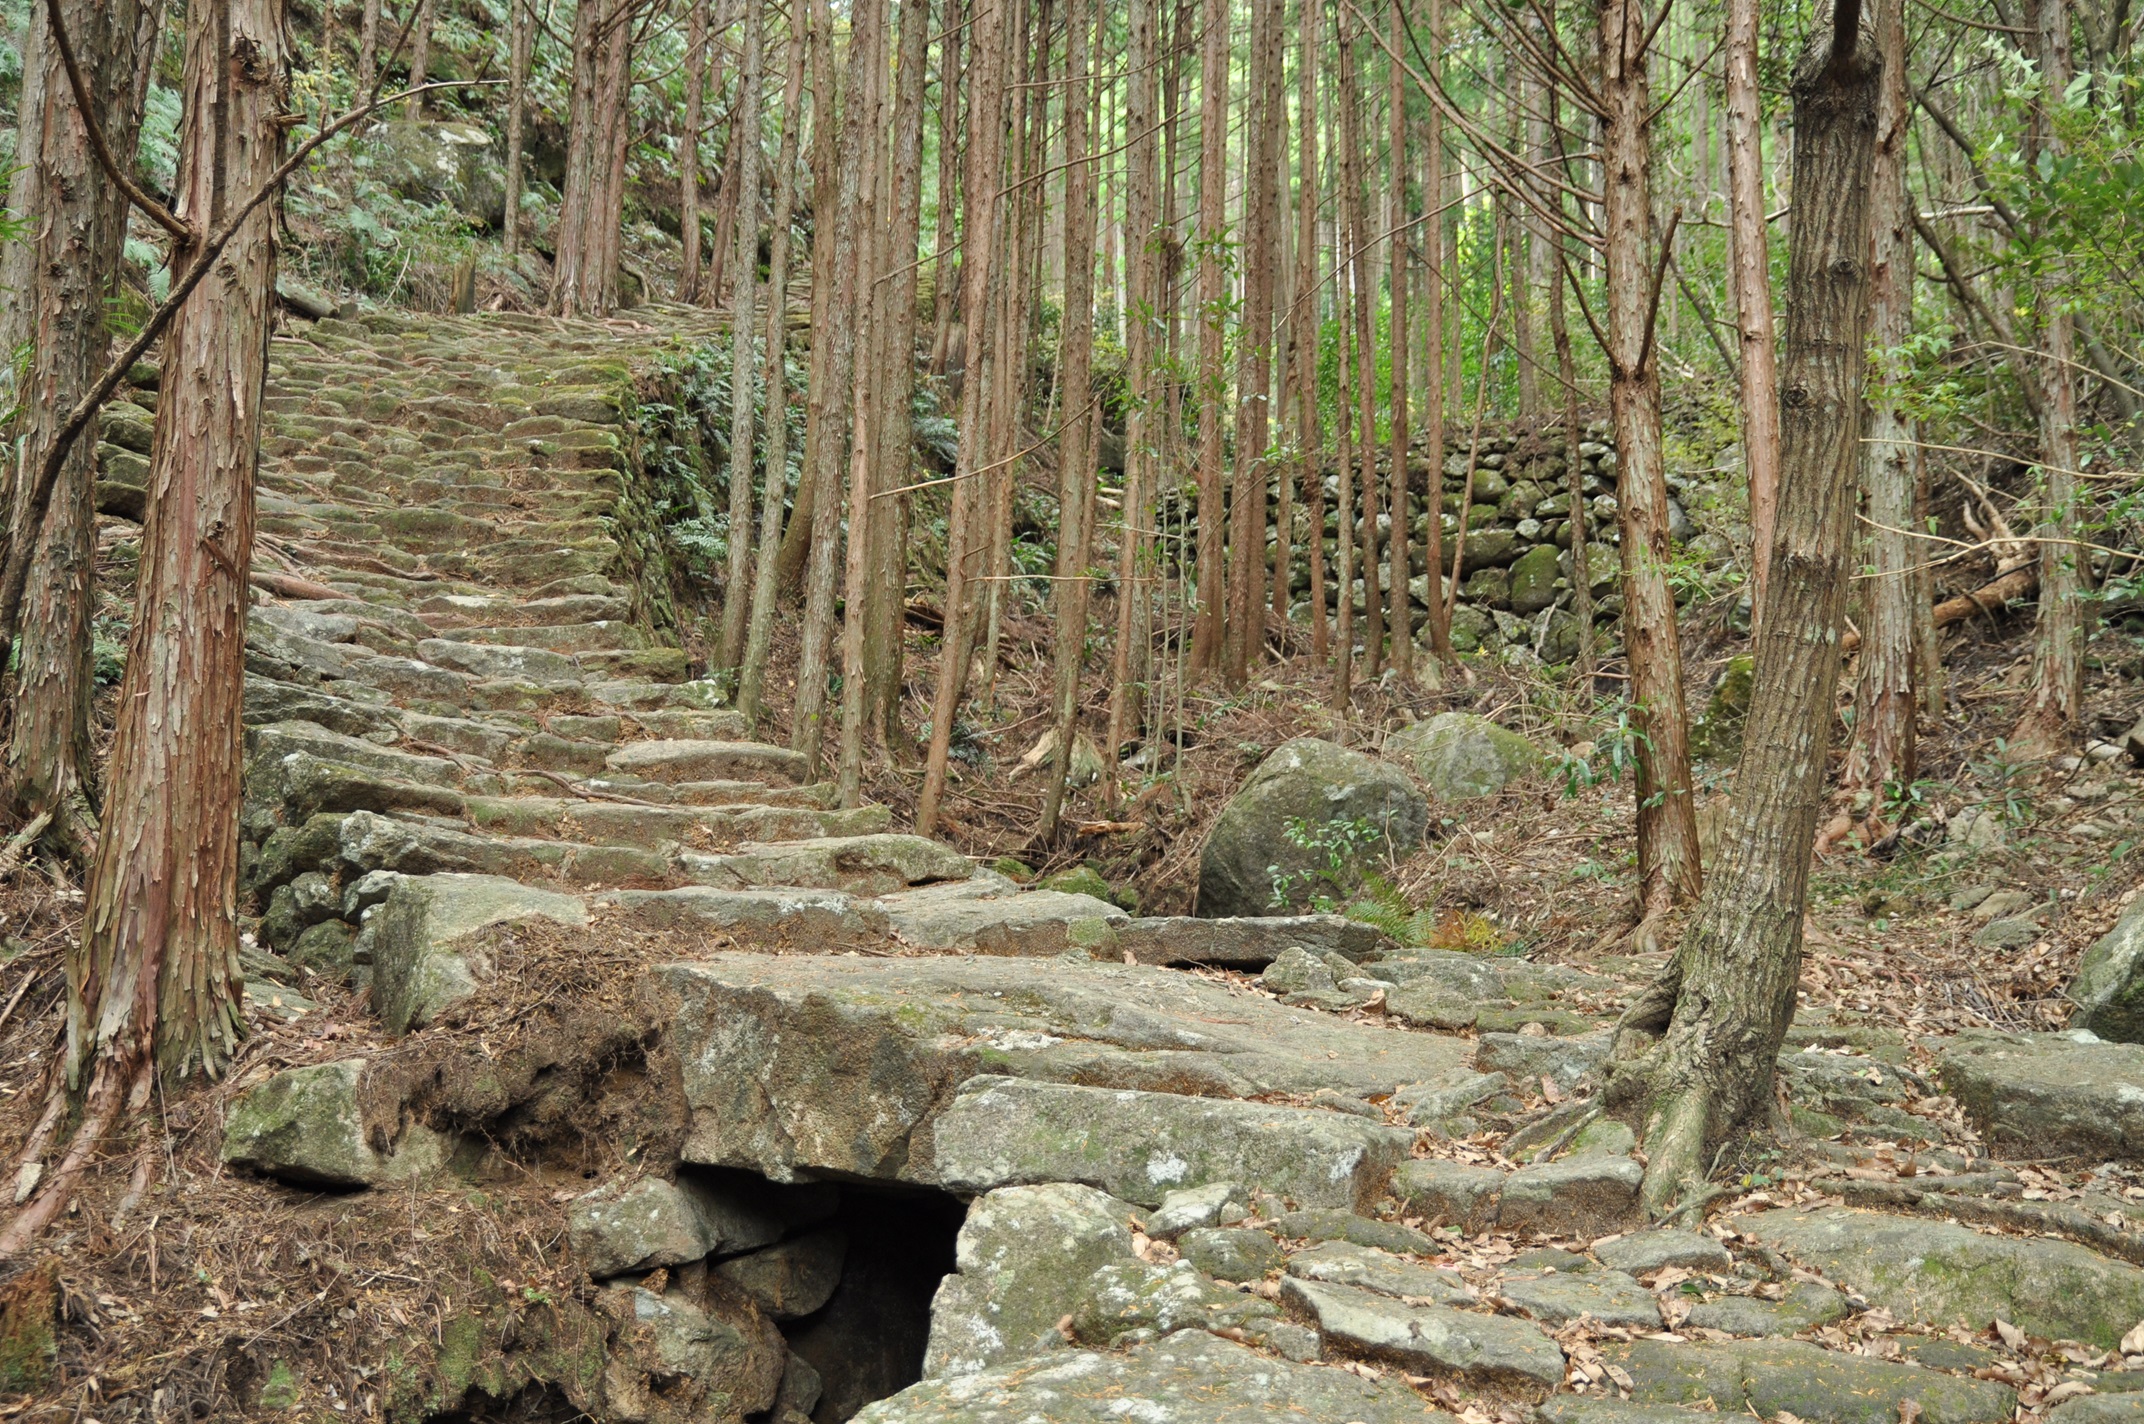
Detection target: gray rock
<box><xmin>567</xmin><ymin>1172</ymin><xmax>789</xmax><ymax>1278</ymax></box>
<box><xmin>773</xmin><ymin>1351</ymin><xmax>823</xmax><ymax>1420</ymax></box>
<box><xmin>367</xmin><ymin>871</ymin><xmax>588</xmax><ymax>1035</ymax></box>
<box><xmin>372</xmin><ymin>119</ymin><xmax>508</xmax><ymax>223</ymax></box>
<box><xmin>1281</xmin><ymin>1276</ymin><xmax>1566</xmax><ymax>1388</ymax></box>
<box><xmin>715</xmin><ymin>1227</ymin><xmax>847</xmax><ymax>1320</ymax></box>
<box><xmin>880</xmin><ymin>882</ymin><xmax>1125</xmax><ymax>957</ymax></box>
<box><xmin>1737</xmin><ymin>1205</ymin><xmax>2144</xmax><ymax>1350</ymax></box>
<box><xmin>597</xmin><ymin>1282</ymin><xmax>782</xmax><ymax>1421</ymax></box>
<box><xmin>1595</xmin><ymin>1230</ymin><xmax>1732</xmax><ymax>1275</ymax></box>
<box><xmin>1934</xmin><ymin>1029</ymin><xmax>2144</xmax><ymax>1161</ymax></box>
<box><xmin>1385</xmin><ymin>981</ymin><xmax>1480</xmax><ymax>1031</ymax></box>
<box><xmin>921</xmin><ymin>1183</ymin><xmax>1137</xmax><ymax>1378</ymax></box>
<box><xmin>1684</xmin><ymin>1282</ymin><xmax>1848</xmax><ymax>1336</ymax></box>
<box><xmin>1477</xmin><ymin>1029</ymin><xmax>1614</xmax><ymax>1093</ymax></box>
<box><xmin>2072</xmin><ymin>895</ymin><xmax>2144</xmax><ymax>1042</ymax></box>
<box><xmin>1537</xmin><ymin>1399</ymin><xmax>1723</xmax><ymax>1424</ymax></box>
<box><xmin>220</xmin><ymin>1058</ymin><xmax>447</xmax><ymax>1188</ymax></box>
<box><xmin>1500</xmin><ymin>1269</ymin><xmax>1661</xmax><ymax>1329</ymax></box>
<box><xmin>1269</xmin><ymin>1209</ymin><xmax>1436</xmax><ymax>1255</ymax></box>
<box><xmin>931</xmin><ymin>1076</ymin><xmax>1412</xmax><ymax>1210</ymax></box>
<box><xmin>685</xmin><ymin>833</ymin><xmax>973</xmax><ymax>897</ymax></box>
<box><xmin>1196</xmin><ymin>739</ymin><xmax>1430</xmax><ymax>918</ymax></box>
<box><xmin>856</xmin><ymin>1330</ymin><xmax>1433</xmax><ymax>1424</ymax></box>
<box><xmin>1974</xmin><ymin>916</ymin><xmax>2043</xmax><ymax>949</ymax></box>
<box><xmin>597</xmin><ymin>884</ymin><xmax>891</xmax><ymax>940</ymax></box>
<box><xmin>656</xmin><ymin>953</ymin><xmax>1474</xmax><ymax>1189</ymax></box>
<box><xmin>1116</xmin><ymin>914</ymin><xmax>1394</xmax><ymax>968</ymax></box>
<box><xmin>1392</xmin><ymin>1070</ymin><xmax>1509</xmax><ymax>1128</ymax></box>
<box><xmin>1508</xmin><ymin>544</ymin><xmax>1564</xmax><ymax>616</ymax></box>
<box><xmin>1386</xmin><ymin>712</ymin><xmax>1545</xmax><ymax>803</ymax></box>
<box><xmin>1568</xmin><ymin>1119</ymin><xmax>1638</xmax><ymax>1158</ymax></box>
<box><xmin>1284</xmin><ymin>1240</ymin><xmax>1475</xmax><ymax>1304</ymax></box>
<box><xmin>1177</xmin><ymin>1226</ymin><xmax>1284</xmax><ymax>1282</ymax></box>
<box><xmin>1608</xmin><ymin>1336</ymin><xmax>2014</xmax><ymax>1424</ymax></box>
<box><xmin>1145</xmin><ymin>1181</ymin><xmax>1240</xmax><ymax>1239</ymax></box>
<box><xmin>415</xmin><ymin>636</ymin><xmax>583</xmax><ymax>687</ymax></box>
<box><xmin>1498</xmin><ymin>1157</ymin><xmax>1643</xmax><ymax>1238</ymax></box>
<box><xmin>1068</xmin><ymin>1259</ymin><xmax>1280</xmax><ymax>1348</ymax></box>
<box><xmin>1260</xmin><ymin>946</ymin><xmax>1337</xmax><ymax>995</ymax></box>
<box><xmin>604</xmin><ymin>738</ymin><xmax>809</xmax><ymax>786</ymax></box>
<box><xmin>1391</xmin><ymin>1159</ymin><xmax>1505</xmax><ymax>1232</ymax></box>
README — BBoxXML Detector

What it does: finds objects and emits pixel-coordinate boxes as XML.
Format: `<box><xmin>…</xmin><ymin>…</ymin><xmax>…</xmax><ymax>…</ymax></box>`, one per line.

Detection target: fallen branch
<box><xmin>1840</xmin><ymin>565</ymin><xmax>2037</xmax><ymax>654</ymax></box>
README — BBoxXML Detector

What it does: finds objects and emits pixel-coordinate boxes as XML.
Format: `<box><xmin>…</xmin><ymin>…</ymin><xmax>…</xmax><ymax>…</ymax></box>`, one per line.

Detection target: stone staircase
<box><xmin>200</xmin><ymin>307</ymin><xmax>2144</xmax><ymax>1424</ymax></box>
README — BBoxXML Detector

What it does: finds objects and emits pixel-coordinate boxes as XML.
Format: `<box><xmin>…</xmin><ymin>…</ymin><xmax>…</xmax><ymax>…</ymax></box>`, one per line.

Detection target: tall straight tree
<box><xmin>1386</xmin><ymin>0</ymin><xmax>1413</xmax><ymax>683</ymax></box>
<box><xmin>1225</xmin><ymin>0</ymin><xmax>1281</xmax><ymax>683</ymax></box>
<box><xmin>1726</xmin><ymin>0</ymin><xmax>1782</xmax><ymax>606</ymax></box>
<box><xmin>677</xmin><ymin>0</ymin><xmax>713</xmax><ymax>301</ymax></box>
<box><xmin>77</xmin><ymin>0</ymin><xmax>289</xmax><ymax>1104</ymax></box>
<box><xmin>737</xmin><ymin>7</ymin><xmax>810</xmax><ymax>726</ymax></box>
<box><xmin>1189</xmin><ymin>0</ymin><xmax>1228</xmax><ymax>672</ymax></box>
<box><xmin>2012</xmin><ymin>0</ymin><xmax>2085</xmax><ymax>756</ymax></box>
<box><xmin>717</xmin><ymin>0</ymin><xmax>764</xmax><ymax>669</ymax></box>
<box><xmin>1</xmin><ymin>0</ymin><xmax>156</xmax><ymax>860</ymax></box>
<box><xmin>1615</xmin><ymin>3</ymin><xmax>1880</xmax><ymax>1214</ymax></box>
<box><xmin>794</xmin><ymin>0</ymin><xmax>886</xmax><ymax>773</ymax></box>
<box><xmin>553</xmin><ymin>0</ymin><xmax>635</xmax><ymax>315</ymax></box>
<box><xmin>1598</xmin><ymin>0</ymin><xmax>1702</xmax><ymax>921</ymax></box>
<box><xmin>503</xmin><ymin>0</ymin><xmax>535</xmax><ymax>256</ymax></box>
<box><xmin>1418</xmin><ymin>0</ymin><xmax>1452</xmax><ymax>662</ymax></box>
<box><xmin>1339</xmin><ymin>8</ymin><xmax>1384</xmax><ymax>678</ymax></box>
<box><xmin>929</xmin><ymin>1</ymin><xmax>964</xmax><ymax>373</ymax></box>
<box><xmin>917</xmin><ymin>0</ymin><xmax>1010</xmax><ymax>833</ymax></box>
<box><xmin>1042</xmin><ymin>0</ymin><xmax>1100</xmax><ymax>838</ymax></box>
<box><xmin>1105</xmin><ymin>0</ymin><xmax>1159</xmax><ymax>792</ymax></box>
<box><xmin>1842</xmin><ymin>0</ymin><xmax>1917</xmax><ymax>802</ymax></box>
<box><xmin>1290</xmin><ymin>0</ymin><xmax>1327</xmax><ymax>660</ymax></box>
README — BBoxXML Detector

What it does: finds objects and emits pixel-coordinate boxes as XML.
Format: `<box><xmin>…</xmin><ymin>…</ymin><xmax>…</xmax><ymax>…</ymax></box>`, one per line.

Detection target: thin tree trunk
<box><xmin>359</xmin><ymin>0</ymin><xmax>381</xmax><ymax>96</ymax></box>
<box><xmin>1600</xmin><ymin>0</ymin><xmax>1702</xmax><ymax>920</ymax></box>
<box><xmin>1339</xmin><ymin>12</ymin><xmax>1382</xmax><ymax>679</ymax></box>
<box><xmin>1386</xmin><ymin>0</ymin><xmax>1413</xmax><ymax>681</ymax></box>
<box><xmin>1104</xmin><ymin>0</ymin><xmax>1158</xmax><ymax>800</ymax></box>
<box><xmin>73</xmin><ymin>0</ymin><xmax>289</xmax><ymax>1098</ymax></box>
<box><xmin>916</xmin><ymin>0</ymin><xmax>1009</xmax><ymax>833</ymax></box>
<box><xmin>552</xmin><ymin>0</ymin><xmax>624</xmax><ymax>315</ymax></box>
<box><xmin>1042</xmin><ymin>0</ymin><xmax>1098</xmax><ymax>840</ymax></box>
<box><xmin>1223</xmin><ymin>0</ymin><xmax>1278</xmax><ymax>683</ymax></box>
<box><xmin>775</xmin><ymin>0</ymin><xmax>839</xmax><ymax>593</ymax></box>
<box><xmin>794</xmin><ymin>0</ymin><xmax>885</xmax><ymax>774</ymax></box>
<box><xmin>1842</xmin><ymin>0</ymin><xmax>1916</xmax><ymax>802</ymax></box>
<box><xmin>929</xmin><ymin>0</ymin><xmax>965</xmax><ymax>375</ymax></box>
<box><xmin>1332</xmin><ymin>249</ymin><xmax>1357</xmax><ymax>710</ymax></box>
<box><xmin>678</xmin><ymin>0</ymin><xmax>711</xmax><ymax>301</ymax></box>
<box><xmin>1292</xmin><ymin>0</ymin><xmax>1326</xmax><ymax>661</ymax></box>
<box><xmin>717</xmin><ymin>0</ymin><xmax>764</xmax><ymax>671</ymax></box>
<box><xmin>1419</xmin><ymin>0</ymin><xmax>1451</xmax><ymax>661</ymax></box>
<box><xmin>406</xmin><ymin>0</ymin><xmax>432</xmax><ymax>118</ymax></box>
<box><xmin>503</xmin><ymin>0</ymin><xmax>533</xmax><ymax>257</ymax></box>
<box><xmin>869</xmin><ymin>0</ymin><xmax>931</xmax><ymax>749</ymax></box>
<box><xmin>737</xmin><ymin>9</ymin><xmax>809</xmax><ymax>728</ymax></box>
<box><xmin>1549</xmin><ymin>90</ymin><xmax>1593</xmax><ymax>683</ymax></box>
<box><xmin>3</xmin><ymin>0</ymin><xmax>154</xmax><ymax>863</ymax></box>
<box><xmin>1620</xmin><ymin>6</ymin><xmax>1879</xmax><ymax>1216</ymax></box>
<box><xmin>1189</xmin><ymin>0</ymin><xmax>1227</xmax><ymax>673</ymax></box>
<box><xmin>2013</xmin><ymin>0</ymin><xmax>2085</xmax><ymax>757</ymax></box>
<box><xmin>1727</xmin><ymin>0</ymin><xmax>1782</xmax><ymax>608</ymax></box>
<box><xmin>1269</xmin><ymin>27</ymin><xmax>1295</xmax><ymax>626</ymax></box>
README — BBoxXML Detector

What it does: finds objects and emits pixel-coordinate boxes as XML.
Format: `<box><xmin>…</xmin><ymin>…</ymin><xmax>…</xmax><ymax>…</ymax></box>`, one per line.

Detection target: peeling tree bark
<box><xmin>1726</xmin><ymin>0</ymin><xmax>1783</xmax><ymax>610</ymax></box>
<box><xmin>2</xmin><ymin>0</ymin><xmax>155</xmax><ymax>864</ymax></box>
<box><xmin>1615</xmin><ymin>6</ymin><xmax>1880</xmax><ymax>1218</ymax></box>
<box><xmin>1598</xmin><ymin>0</ymin><xmax>1703</xmax><ymax>921</ymax></box>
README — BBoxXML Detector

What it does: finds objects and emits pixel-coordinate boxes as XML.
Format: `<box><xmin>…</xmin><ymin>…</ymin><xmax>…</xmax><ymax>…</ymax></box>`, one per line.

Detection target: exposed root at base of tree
<box><xmin>0</xmin><ymin>1056</ymin><xmax>149</xmax><ymax>1258</ymax></box>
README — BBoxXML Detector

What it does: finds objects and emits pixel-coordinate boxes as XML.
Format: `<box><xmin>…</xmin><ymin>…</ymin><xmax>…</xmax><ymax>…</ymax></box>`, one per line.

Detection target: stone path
<box><xmin>196</xmin><ymin>307</ymin><xmax>2144</xmax><ymax>1424</ymax></box>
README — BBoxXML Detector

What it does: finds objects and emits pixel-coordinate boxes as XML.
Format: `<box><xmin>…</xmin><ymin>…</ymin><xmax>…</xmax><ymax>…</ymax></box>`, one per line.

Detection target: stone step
<box><xmin>435</xmin><ymin>621</ymin><xmax>653</xmax><ymax>654</ymax></box>
<box><xmin>606</xmin><ymin>739</ymin><xmax>810</xmax><ymax>786</ymax></box>
<box><xmin>414</xmin><ymin>591</ymin><xmax>634</xmax><ymax>627</ymax></box>
<box><xmin>681</xmin><ymin>833</ymin><xmax>972</xmax><ymax>897</ymax></box>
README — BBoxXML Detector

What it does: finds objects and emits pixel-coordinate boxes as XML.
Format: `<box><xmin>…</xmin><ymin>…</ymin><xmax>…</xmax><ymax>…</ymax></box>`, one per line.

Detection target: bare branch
<box><xmin>1635</xmin><ymin>207</ymin><xmax>1683</xmax><ymax>378</ymax></box>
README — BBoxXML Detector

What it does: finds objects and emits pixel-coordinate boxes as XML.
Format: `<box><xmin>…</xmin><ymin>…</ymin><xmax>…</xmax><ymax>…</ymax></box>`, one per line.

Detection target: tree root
<box><xmin>0</xmin><ymin>1057</ymin><xmax>148</xmax><ymax>1258</ymax></box>
<box><xmin>1638</xmin><ymin>1086</ymin><xmax>1712</xmax><ymax>1219</ymax></box>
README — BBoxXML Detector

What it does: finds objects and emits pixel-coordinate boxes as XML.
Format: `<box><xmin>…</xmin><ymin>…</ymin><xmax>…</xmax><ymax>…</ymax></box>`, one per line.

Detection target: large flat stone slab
<box><xmin>931</xmin><ymin>1076</ymin><xmax>1411</xmax><ymax>1209</ymax></box>
<box><xmin>605</xmin><ymin>738</ymin><xmax>808</xmax><ymax>786</ymax></box>
<box><xmin>369</xmin><ymin>871</ymin><xmax>590</xmax><ymax>1034</ymax></box>
<box><xmin>683</xmin><ymin>834</ymin><xmax>972</xmax><ymax>897</ymax></box>
<box><xmin>1116</xmin><ymin>914</ymin><xmax>1395</xmax><ymax>967</ymax></box>
<box><xmin>855</xmin><ymin>1329</ymin><xmax>1433</xmax><ymax>1424</ymax></box>
<box><xmin>1281</xmin><ymin>1276</ymin><xmax>1566</xmax><ymax>1389</ymax></box>
<box><xmin>655</xmin><ymin>953</ymin><xmax>1474</xmax><ymax>1188</ymax></box>
<box><xmin>1607</xmin><ymin>1337</ymin><xmax>2015</xmax><ymax>1424</ymax></box>
<box><xmin>1934</xmin><ymin>1029</ymin><xmax>2144</xmax><ymax>1161</ymax></box>
<box><xmin>879</xmin><ymin>882</ymin><xmax>1127</xmax><ymax>957</ymax></box>
<box><xmin>1736</xmin><ymin>1205</ymin><xmax>2144</xmax><ymax>1350</ymax></box>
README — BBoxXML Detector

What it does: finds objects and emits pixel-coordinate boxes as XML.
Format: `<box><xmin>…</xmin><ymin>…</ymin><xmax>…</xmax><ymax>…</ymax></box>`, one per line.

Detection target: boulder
<box><xmin>566</xmin><ymin>1171</ymin><xmax>801</xmax><ymax>1278</ymax></box>
<box><xmin>856</xmin><ymin>1330</ymin><xmax>1432</xmax><ymax>1424</ymax></box>
<box><xmin>369</xmin><ymin>119</ymin><xmax>508</xmax><ymax>224</ymax></box>
<box><xmin>1386</xmin><ymin>712</ymin><xmax>1545</xmax><ymax>803</ymax></box>
<box><xmin>221</xmin><ymin>1058</ymin><xmax>448</xmax><ymax>1188</ymax></box>
<box><xmin>2070</xmin><ymin>895</ymin><xmax>2144</xmax><ymax>1042</ymax></box>
<box><xmin>1736</xmin><ymin>1205</ymin><xmax>2144</xmax><ymax>1349</ymax></box>
<box><xmin>368</xmin><ymin>872</ymin><xmax>589</xmax><ymax>1034</ymax></box>
<box><xmin>921</xmin><ymin>1183</ymin><xmax>1137</xmax><ymax>1378</ymax></box>
<box><xmin>1508</xmin><ymin>544</ymin><xmax>1563</xmax><ymax>615</ymax></box>
<box><xmin>1934</xmin><ymin>1029</ymin><xmax>2144</xmax><ymax>1161</ymax></box>
<box><xmin>1197</xmin><ymin>739</ymin><xmax>1429</xmax><ymax>918</ymax></box>
<box><xmin>715</xmin><ymin>1227</ymin><xmax>847</xmax><ymax>1320</ymax></box>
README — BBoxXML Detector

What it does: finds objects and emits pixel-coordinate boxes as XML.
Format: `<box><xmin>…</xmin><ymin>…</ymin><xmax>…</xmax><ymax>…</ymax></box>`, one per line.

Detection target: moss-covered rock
<box><xmin>1196</xmin><ymin>739</ymin><xmax>1429</xmax><ymax>918</ymax></box>
<box><xmin>1385</xmin><ymin>712</ymin><xmax>1544</xmax><ymax>804</ymax></box>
